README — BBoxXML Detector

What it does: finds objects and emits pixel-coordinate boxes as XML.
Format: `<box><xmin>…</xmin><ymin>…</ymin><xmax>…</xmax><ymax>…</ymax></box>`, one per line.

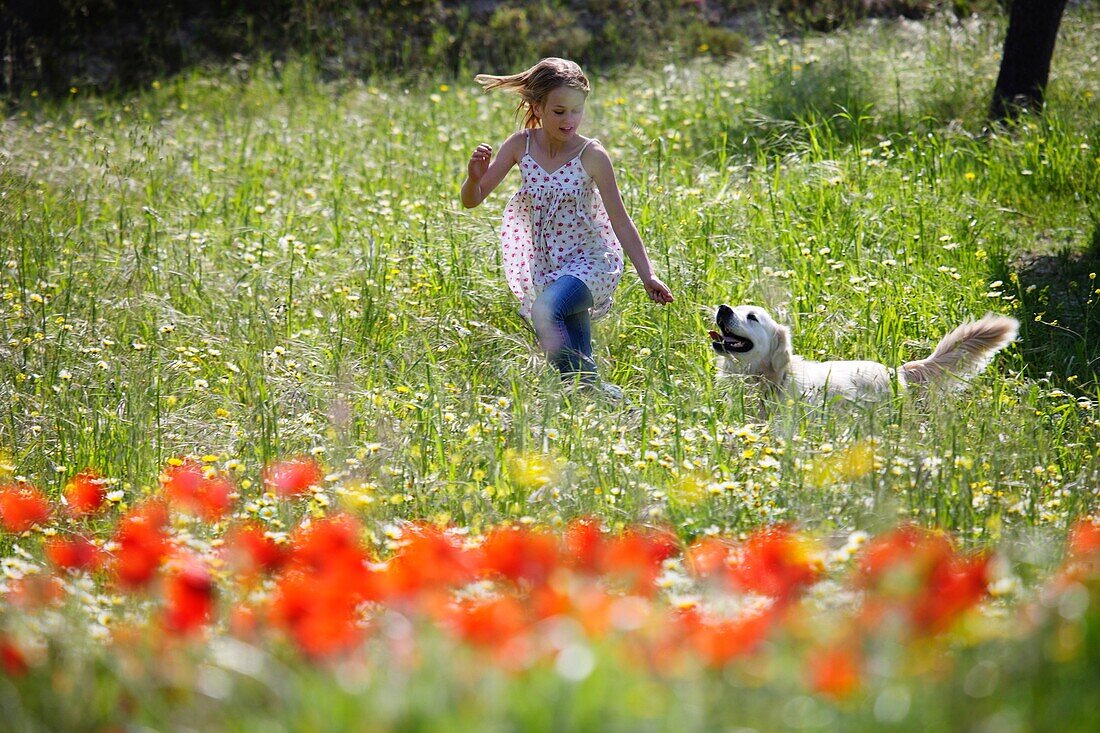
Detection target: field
<box><xmin>1</xmin><ymin>7</ymin><xmax>1099</xmax><ymax>732</ymax></box>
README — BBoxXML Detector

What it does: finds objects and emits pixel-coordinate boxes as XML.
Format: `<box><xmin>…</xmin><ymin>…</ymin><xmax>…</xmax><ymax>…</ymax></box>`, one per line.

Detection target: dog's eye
<box><xmin>747</xmin><ymin>313</ymin><xmax>759</xmax><ymax>322</ymax></box>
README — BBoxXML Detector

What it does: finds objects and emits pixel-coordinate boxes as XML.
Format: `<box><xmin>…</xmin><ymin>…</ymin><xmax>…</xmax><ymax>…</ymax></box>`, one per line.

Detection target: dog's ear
<box><xmin>765</xmin><ymin>324</ymin><xmax>792</xmax><ymax>384</ymax></box>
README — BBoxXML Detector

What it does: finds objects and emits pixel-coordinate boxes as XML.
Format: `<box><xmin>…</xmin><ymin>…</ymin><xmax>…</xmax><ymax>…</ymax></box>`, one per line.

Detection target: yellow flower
<box><xmin>964</xmin><ymin>171</ymin><xmax>977</xmax><ymax>181</ymax></box>
<box><xmin>506</xmin><ymin>450</ymin><xmax>559</xmax><ymax>491</ymax></box>
<box><xmin>808</xmin><ymin>439</ymin><xmax>877</xmax><ymax>487</ymax></box>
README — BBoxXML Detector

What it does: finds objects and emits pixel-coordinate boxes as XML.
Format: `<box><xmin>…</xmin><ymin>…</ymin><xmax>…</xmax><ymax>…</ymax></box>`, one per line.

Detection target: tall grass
<box><xmin>1</xmin><ymin>9</ymin><xmax>1098</xmax><ymax>553</ymax></box>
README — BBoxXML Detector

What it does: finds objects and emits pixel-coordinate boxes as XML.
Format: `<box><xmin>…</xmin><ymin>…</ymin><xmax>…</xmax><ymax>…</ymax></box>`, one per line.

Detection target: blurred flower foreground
<box><xmin>1</xmin><ymin>457</ymin><xmax>1097</xmax><ymax>730</ymax></box>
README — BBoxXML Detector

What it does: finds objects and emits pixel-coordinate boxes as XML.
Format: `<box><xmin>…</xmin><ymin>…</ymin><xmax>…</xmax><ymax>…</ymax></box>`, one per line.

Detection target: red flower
<box><xmin>563</xmin><ymin>517</ymin><xmax>605</xmax><ymax>573</ymax></box>
<box><xmin>1068</xmin><ymin>519</ymin><xmax>1100</xmax><ymax>561</ymax></box>
<box><xmin>112</xmin><ymin>502</ymin><xmax>170</xmax><ymax>590</ymax></box>
<box><xmin>601</xmin><ymin>527</ymin><xmax>679</xmax><ymax>595</ymax></box>
<box><xmin>808</xmin><ymin>642</ymin><xmax>862</xmax><ymax>699</ymax></box>
<box><xmin>480</xmin><ymin>526</ymin><xmax>560</xmax><ymax>587</ymax></box>
<box><xmin>680</xmin><ymin>607</ymin><xmax>775</xmax><ymax>667</ymax></box>
<box><xmin>443</xmin><ymin>595</ymin><xmax>529</xmax><ymax>649</ymax></box>
<box><xmin>910</xmin><ymin>550</ymin><xmax>990</xmax><ymax>634</ymax></box>
<box><xmin>263</xmin><ymin>456</ymin><xmax>323</xmax><ymax>497</ymax></box>
<box><xmin>64</xmin><ymin>470</ymin><xmax>107</xmax><ymax>517</ymax></box>
<box><xmin>0</xmin><ymin>484</ymin><xmax>51</xmax><ymax>533</ymax></box>
<box><xmin>162</xmin><ymin>460</ymin><xmax>235</xmax><ymax>521</ymax></box>
<box><xmin>269</xmin><ymin>514</ymin><xmax>378</xmax><ymax>657</ymax></box>
<box><xmin>0</xmin><ymin>636</ymin><xmax>29</xmax><ymax>676</ymax></box>
<box><xmin>384</xmin><ymin>524</ymin><xmax>477</xmax><ymax>601</ymax></box>
<box><xmin>45</xmin><ymin>535</ymin><xmax>103</xmax><ymax>571</ymax></box>
<box><xmin>163</xmin><ymin>554</ymin><xmax>216</xmax><ymax>635</ymax></box>
<box><xmin>224</xmin><ymin>522</ymin><xmax>288</xmax><ymax>581</ymax></box>
<box><xmin>726</xmin><ymin>525</ymin><xmax>820</xmax><ymax>605</ymax></box>
<box><xmin>858</xmin><ymin>525</ymin><xmax>990</xmax><ymax>635</ymax></box>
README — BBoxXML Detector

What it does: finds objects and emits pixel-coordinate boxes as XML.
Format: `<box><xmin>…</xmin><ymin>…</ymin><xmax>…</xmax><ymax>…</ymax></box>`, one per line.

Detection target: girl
<box><xmin>461</xmin><ymin>57</ymin><xmax>674</xmax><ymax>398</ymax></box>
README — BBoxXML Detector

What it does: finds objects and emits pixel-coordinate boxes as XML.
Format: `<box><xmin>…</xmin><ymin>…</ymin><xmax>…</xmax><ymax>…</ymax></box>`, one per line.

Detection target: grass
<box><xmin>0</xmin><ymin>7</ymin><xmax>1099</xmax><ymax>731</ymax></box>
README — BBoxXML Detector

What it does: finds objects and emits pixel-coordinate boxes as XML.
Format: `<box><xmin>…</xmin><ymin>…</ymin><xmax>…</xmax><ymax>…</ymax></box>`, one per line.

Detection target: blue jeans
<box><xmin>531</xmin><ymin>276</ymin><xmax>597</xmax><ymax>378</ymax></box>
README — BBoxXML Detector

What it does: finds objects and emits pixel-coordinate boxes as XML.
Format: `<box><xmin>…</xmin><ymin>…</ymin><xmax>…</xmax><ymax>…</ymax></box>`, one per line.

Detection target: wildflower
<box><xmin>162</xmin><ymin>460</ymin><xmax>235</xmax><ymax>521</ymax></box>
<box><xmin>726</xmin><ymin>525</ymin><xmax>820</xmax><ymax>606</ymax></box>
<box><xmin>44</xmin><ymin>534</ymin><xmax>103</xmax><ymax>571</ymax></box>
<box><xmin>680</xmin><ymin>606</ymin><xmax>775</xmax><ymax>667</ymax></box>
<box><xmin>0</xmin><ymin>484</ymin><xmax>51</xmax><ymax>533</ymax></box>
<box><xmin>385</xmin><ymin>523</ymin><xmax>477</xmax><ymax>600</ymax></box>
<box><xmin>601</xmin><ymin>527</ymin><xmax>679</xmax><ymax>596</ymax></box>
<box><xmin>480</xmin><ymin>526</ymin><xmax>560</xmax><ymax>587</ymax></box>
<box><xmin>224</xmin><ymin>521</ymin><xmax>289</xmax><ymax>582</ymax></box>
<box><xmin>64</xmin><ymin>470</ymin><xmax>107</xmax><ymax>517</ymax></box>
<box><xmin>443</xmin><ymin>594</ymin><xmax>529</xmax><ymax>649</ymax></box>
<box><xmin>264</xmin><ymin>456</ymin><xmax>324</xmax><ymax>497</ymax></box>
<box><xmin>269</xmin><ymin>514</ymin><xmax>380</xmax><ymax>657</ymax></box>
<box><xmin>162</xmin><ymin>554</ymin><xmax>216</xmax><ymax>635</ymax></box>
<box><xmin>112</xmin><ymin>501</ymin><xmax>170</xmax><ymax>590</ymax></box>
<box><xmin>0</xmin><ymin>635</ymin><xmax>29</xmax><ymax>676</ymax></box>
<box><xmin>808</xmin><ymin>642</ymin><xmax>862</xmax><ymax>699</ymax></box>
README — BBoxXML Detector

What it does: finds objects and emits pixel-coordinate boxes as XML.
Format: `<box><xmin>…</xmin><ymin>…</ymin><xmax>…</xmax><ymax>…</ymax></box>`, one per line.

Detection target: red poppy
<box><xmin>480</xmin><ymin>526</ymin><xmax>560</xmax><ymax>587</ymax></box>
<box><xmin>263</xmin><ymin>456</ymin><xmax>323</xmax><ymax>497</ymax></box>
<box><xmin>910</xmin><ymin>550</ymin><xmax>990</xmax><ymax>634</ymax></box>
<box><xmin>269</xmin><ymin>514</ymin><xmax>378</xmax><ymax>657</ymax></box>
<box><xmin>45</xmin><ymin>535</ymin><xmax>103</xmax><ymax>571</ymax></box>
<box><xmin>162</xmin><ymin>461</ymin><xmax>235</xmax><ymax>521</ymax></box>
<box><xmin>0</xmin><ymin>484</ymin><xmax>51</xmax><ymax>533</ymax></box>
<box><xmin>112</xmin><ymin>502</ymin><xmax>170</xmax><ymax>590</ymax></box>
<box><xmin>563</xmin><ymin>517</ymin><xmax>605</xmax><ymax>573</ymax></box>
<box><xmin>680</xmin><ymin>607</ymin><xmax>775</xmax><ymax>667</ymax></box>
<box><xmin>163</xmin><ymin>555</ymin><xmax>215</xmax><ymax>635</ymax></box>
<box><xmin>808</xmin><ymin>642</ymin><xmax>862</xmax><ymax>699</ymax></box>
<box><xmin>726</xmin><ymin>525</ymin><xmax>819</xmax><ymax>605</ymax></box>
<box><xmin>384</xmin><ymin>523</ymin><xmax>477</xmax><ymax>601</ymax></box>
<box><xmin>0</xmin><ymin>636</ymin><xmax>29</xmax><ymax>676</ymax></box>
<box><xmin>64</xmin><ymin>470</ymin><xmax>107</xmax><ymax>517</ymax></box>
<box><xmin>601</xmin><ymin>527</ymin><xmax>679</xmax><ymax>595</ymax></box>
<box><xmin>686</xmin><ymin>537</ymin><xmax>735</xmax><ymax>580</ymax></box>
<box><xmin>1068</xmin><ymin>519</ymin><xmax>1100</xmax><ymax>561</ymax></box>
<box><xmin>443</xmin><ymin>595</ymin><xmax>529</xmax><ymax>648</ymax></box>
<box><xmin>224</xmin><ymin>521</ymin><xmax>288</xmax><ymax>581</ymax></box>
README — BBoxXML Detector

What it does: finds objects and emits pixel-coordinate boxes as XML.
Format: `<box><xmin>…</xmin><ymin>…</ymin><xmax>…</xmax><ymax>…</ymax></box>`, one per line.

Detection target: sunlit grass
<box><xmin>2</xmin><ymin>7</ymin><xmax>1099</xmax><ymax>731</ymax></box>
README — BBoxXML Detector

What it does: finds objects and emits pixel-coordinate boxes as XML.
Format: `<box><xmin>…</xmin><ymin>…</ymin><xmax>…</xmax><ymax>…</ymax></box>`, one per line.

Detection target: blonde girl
<box><xmin>461</xmin><ymin>57</ymin><xmax>673</xmax><ymax>397</ymax></box>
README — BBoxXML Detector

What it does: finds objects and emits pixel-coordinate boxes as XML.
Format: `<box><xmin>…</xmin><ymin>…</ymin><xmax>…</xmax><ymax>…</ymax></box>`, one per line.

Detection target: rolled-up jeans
<box><xmin>530</xmin><ymin>275</ymin><xmax>597</xmax><ymax>378</ymax></box>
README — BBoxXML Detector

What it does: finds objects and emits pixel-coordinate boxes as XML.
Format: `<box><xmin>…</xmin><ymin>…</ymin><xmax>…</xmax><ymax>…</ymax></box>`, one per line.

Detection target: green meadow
<box><xmin>1</xmin><ymin>6</ymin><xmax>1099</xmax><ymax>731</ymax></box>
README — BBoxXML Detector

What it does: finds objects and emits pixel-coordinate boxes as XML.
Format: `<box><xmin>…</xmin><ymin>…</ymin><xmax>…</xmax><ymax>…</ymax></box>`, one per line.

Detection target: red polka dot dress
<box><xmin>500</xmin><ymin>130</ymin><xmax>625</xmax><ymax>320</ymax></box>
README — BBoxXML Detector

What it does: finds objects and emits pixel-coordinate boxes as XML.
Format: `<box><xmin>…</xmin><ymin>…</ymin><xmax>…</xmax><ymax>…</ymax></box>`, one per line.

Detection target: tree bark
<box><xmin>988</xmin><ymin>0</ymin><xmax>1069</xmax><ymax>121</ymax></box>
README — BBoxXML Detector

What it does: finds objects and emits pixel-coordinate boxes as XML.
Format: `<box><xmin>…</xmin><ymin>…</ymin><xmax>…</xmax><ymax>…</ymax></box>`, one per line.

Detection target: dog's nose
<box><xmin>716</xmin><ymin>304</ymin><xmax>733</xmax><ymax>322</ymax></box>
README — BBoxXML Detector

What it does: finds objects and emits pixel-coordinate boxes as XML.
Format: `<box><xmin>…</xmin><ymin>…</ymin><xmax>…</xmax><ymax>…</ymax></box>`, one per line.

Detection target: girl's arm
<box><xmin>461</xmin><ymin>132</ymin><xmax>525</xmax><ymax>208</ymax></box>
<box><xmin>583</xmin><ymin>143</ymin><xmax>674</xmax><ymax>304</ymax></box>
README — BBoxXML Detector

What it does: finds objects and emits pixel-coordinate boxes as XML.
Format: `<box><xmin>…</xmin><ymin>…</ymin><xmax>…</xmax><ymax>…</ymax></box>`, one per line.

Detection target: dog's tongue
<box><xmin>707</xmin><ymin>330</ymin><xmax>723</xmax><ymax>342</ymax></box>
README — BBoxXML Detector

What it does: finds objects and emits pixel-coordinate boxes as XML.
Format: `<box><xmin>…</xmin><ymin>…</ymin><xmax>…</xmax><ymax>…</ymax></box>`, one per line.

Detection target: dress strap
<box><xmin>525</xmin><ymin>129</ymin><xmax>531</xmax><ymax>155</ymax></box>
<box><xmin>578</xmin><ymin>138</ymin><xmax>598</xmax><ymax>156</ymax></box>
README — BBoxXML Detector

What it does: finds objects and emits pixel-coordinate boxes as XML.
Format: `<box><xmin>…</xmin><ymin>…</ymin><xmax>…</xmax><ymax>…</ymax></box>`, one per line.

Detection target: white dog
<box><xmin>709</xmin><ymin>305</ymin><xmax>1019</xmax><ymax>402</ymax></box>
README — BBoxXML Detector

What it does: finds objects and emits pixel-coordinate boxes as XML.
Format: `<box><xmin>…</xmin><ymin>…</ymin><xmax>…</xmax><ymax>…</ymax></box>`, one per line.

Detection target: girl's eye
<box><xmin>747</xmin><ymin>313</ymin><xmax>759</xmax><ymax>322</ymax></box>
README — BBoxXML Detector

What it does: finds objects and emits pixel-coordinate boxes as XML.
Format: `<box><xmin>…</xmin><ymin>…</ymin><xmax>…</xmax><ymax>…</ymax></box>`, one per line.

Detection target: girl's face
<box><xmin>536</xmin><ymin>86</ymin><xmax>587</xmax><ymax>144</ymax></box>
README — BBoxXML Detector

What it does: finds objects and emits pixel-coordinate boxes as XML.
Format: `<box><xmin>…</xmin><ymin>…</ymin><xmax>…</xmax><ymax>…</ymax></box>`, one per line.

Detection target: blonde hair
<box><xmin>475</xmin><ymin>58</ymin><xmax>591</xmax><ymax>129</ymax></box>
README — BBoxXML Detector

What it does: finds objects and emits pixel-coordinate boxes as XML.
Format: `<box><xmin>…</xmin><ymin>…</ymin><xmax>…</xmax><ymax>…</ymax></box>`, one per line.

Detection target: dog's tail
<box><xmin>900</xmin><ymin>314</ymin><xmax>1019</xmax><ymax>387</ymax></box>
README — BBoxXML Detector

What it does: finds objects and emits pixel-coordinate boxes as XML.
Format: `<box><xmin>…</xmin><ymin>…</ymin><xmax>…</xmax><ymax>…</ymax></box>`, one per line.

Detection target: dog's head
<box><xmin>709</xmin><ymin>304</ymin><xmax>792</xmax><ymax>384</ymax></box>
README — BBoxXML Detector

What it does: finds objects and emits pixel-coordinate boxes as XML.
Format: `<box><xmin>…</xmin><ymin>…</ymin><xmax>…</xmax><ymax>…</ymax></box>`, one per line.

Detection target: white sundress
<box><xmin>500</xmin><ymin>130</ymin><xmax>625</xmax><ymax>320</ymax></box>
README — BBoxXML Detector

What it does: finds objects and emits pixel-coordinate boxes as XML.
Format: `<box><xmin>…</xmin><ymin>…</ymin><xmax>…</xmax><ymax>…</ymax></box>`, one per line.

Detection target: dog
<box><xmin>709</xmin><ymin>305</ymin><xmax>1019</xmax><ymax>402</ymax></box>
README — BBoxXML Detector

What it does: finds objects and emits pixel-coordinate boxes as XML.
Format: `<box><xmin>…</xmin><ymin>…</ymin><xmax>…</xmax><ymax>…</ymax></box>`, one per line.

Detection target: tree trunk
<box><xmin>988</xmin><ymin>0</ymin><xmax>1069</xmax><ymax>121</ymax></box>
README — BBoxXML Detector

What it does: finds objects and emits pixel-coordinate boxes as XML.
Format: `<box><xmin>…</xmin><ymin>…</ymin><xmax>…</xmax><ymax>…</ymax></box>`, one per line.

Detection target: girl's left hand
<box><xmin>643</xmin><ymin>275</ymin><xmax>674</xmax><ymax>304</ymax></box>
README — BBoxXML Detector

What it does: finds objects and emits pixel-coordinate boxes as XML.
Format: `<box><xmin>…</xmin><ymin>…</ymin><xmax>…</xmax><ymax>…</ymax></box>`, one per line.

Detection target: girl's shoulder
<box><xmin>499</xmin><ymin>130</ymin><xmax>529</xmax><ymax>165</ymax></box>
<box><xmin>578</xmin><ymin>137</ymin><xmax>613</xmax><ymax>174</ymax></box>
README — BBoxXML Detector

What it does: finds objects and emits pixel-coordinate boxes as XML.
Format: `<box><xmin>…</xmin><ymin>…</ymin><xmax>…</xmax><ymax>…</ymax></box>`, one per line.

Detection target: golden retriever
<box><xmin>709</xmin><ymin>305</ymin><xmax>1019</xmax><ymax>402</ymax></box>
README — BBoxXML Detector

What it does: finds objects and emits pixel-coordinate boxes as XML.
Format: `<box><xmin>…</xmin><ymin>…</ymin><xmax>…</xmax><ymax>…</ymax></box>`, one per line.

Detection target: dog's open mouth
<box><xmin>708</xmin><ymin>329</ymin><xmax>754</xmax><ymax>354</ymax></box>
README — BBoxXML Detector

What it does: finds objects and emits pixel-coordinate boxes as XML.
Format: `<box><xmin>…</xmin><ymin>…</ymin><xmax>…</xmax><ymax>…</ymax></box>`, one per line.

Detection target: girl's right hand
<box><xmin>468</xmin><ymin>144</ymin><xmax>492</xmax><ymax>181</ymax></box>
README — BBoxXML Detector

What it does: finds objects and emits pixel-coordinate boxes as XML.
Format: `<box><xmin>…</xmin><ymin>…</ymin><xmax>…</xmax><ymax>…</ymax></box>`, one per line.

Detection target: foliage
<box><xmin>4</xmin><ymin>0</ymin><xmax>1000</xmax><ymax>96</ymax></box>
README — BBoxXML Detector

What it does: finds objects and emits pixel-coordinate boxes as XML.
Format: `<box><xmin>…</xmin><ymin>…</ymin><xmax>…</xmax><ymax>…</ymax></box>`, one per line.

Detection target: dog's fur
<box><xmin>709</xmin><ymin>305</ymin><xmax>1019</xmax><ymax>402</ymax></box>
